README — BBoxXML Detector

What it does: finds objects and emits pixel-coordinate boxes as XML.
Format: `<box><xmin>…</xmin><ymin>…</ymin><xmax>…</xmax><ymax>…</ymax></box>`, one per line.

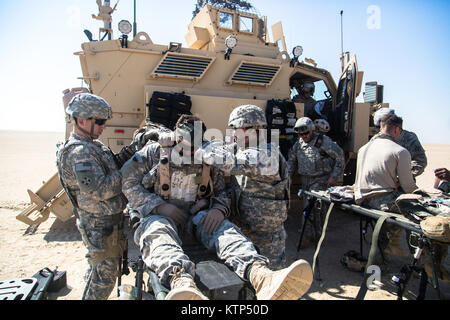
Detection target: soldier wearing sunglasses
<box><xmin>287</xmin><ymin>117</ymin><xmax>344</xmax><ymax>247</ymax></box>
<box><xmin>56</xmin><ymin>93</ymin><xmax>127</xmax><ymax>300</ymax></box>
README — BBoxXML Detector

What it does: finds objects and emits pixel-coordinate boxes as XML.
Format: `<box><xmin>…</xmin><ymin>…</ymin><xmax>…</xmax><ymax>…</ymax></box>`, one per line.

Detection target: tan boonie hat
<box><xmin>420</xmin><ymin>216</ymin><xmax>450</xmax><ymax>242</ymax></box>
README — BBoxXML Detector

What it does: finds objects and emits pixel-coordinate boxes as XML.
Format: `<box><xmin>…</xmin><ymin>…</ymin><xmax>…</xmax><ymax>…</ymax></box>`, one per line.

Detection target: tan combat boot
<box><xmin>165</xmin><ymin>267</ymin><xmax>209</xmax><ymax>300</ymax></box>
<box><xmin>383</xmin><ymin>228</ymin><xmax>410</xmax><ymax>258</ymax></box>
<box><xmin>249</xmin><ymin>260</ymin><xmax>313</xmax><ymax>300</ymax></box>
<box><xmin>383</xmin><ymin>240</ymin><xmax>410</xmax><ymax>258</ymax></box>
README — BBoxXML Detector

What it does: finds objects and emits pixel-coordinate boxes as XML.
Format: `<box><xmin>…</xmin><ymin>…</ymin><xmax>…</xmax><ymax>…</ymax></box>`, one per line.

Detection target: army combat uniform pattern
<box><xmin>287</xmin><ymin>132</ymin><xmax>344</xmax><ymax>242</ymax></box>
<box><xmin>396</xmin><ymin>129</ymin><xmax>427</xmax><ymax>177</ymax></box>
<box><xmin>287</xmin><ymin>132</ymin><xmax>345</xmax><ymax>192</ymax></box>
<box><xmin>121</xmin><ymin>142</ymin><xmax>268</xmax><ymax>286</ymax></box>
<box><xmin>196</xmin><ymin>140</ymin><xmax>290</xmax><ymax>269</ymax></box>
<box><xmin>56</xmin><ymin>133</ymin><xmax>127</xmax><ymax>300</ymax></box>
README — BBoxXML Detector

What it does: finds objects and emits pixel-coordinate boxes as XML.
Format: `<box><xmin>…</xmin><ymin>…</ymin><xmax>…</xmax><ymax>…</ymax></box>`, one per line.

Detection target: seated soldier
<box><xmin>195</xmin><ymin>105</ymin><xmax>289</xmax><ymax>270</ymax></box>
<box><xmin>373</xmin><ymin>108</ymin><xmax>427</xmax><ymax>178</ymax></box>
<box><xmin>354</xmin><ymin>113</ymin><xmax>416</xmax><ymax>260</ymax></box>
<box><xmin>120</xmin><ymin>114</ymin><xmax>313</xmax><ymax>300</ymax></box>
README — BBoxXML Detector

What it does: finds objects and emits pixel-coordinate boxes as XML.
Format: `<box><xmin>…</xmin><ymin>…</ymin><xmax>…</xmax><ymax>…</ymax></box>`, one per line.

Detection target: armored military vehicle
<box><xmin>18</xmin><ymin>2</ymin><xmax>387</xmax><ymax>225</ymax></box>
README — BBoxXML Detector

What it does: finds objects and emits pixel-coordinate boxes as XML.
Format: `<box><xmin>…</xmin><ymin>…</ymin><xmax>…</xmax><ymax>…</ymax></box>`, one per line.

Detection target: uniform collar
<box><xmin>371</xmin><ymin>132</ymin><xmax>395</xmax><ymax>142</ymax></box>
<box><xmin>70</xmin><ymin>132</ymin><xmax>98</xmax><ymax>142</ymax></box>
<box><xmin>71</xmin><ymin>132</ymin><xmax>95</xmax><ymax>143</ymax></box>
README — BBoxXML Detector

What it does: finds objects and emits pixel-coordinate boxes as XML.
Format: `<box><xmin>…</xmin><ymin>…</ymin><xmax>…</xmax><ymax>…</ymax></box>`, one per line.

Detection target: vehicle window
<box><xmin>219</xmin><ymin>12</ymin><xmax>234</xmax><ymax>29</ymax></box>
<box><xmin>312</xmin><ymin>80</ymin><xmax>329</xmax><ymax>101</ymax></box>
<box><xmin>290</xmin><ymin>80</ymin><xmax>330</xmax><ymax>101</ymax></box>
<box><xmin>240</xmin><ymin>16</ymin><xmax>253</xmax><ymax>33</ymax></box>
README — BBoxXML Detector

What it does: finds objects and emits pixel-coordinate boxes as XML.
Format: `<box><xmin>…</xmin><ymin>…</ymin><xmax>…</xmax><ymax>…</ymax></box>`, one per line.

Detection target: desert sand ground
<box><xmin>0</xmin><ymin>130</ymin><xmax>448</xmax><ymax>301</ymax></box>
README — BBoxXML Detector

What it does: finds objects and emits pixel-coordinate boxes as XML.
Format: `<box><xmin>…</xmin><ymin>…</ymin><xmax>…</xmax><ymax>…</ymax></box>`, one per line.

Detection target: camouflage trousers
<box><xmin>76</xmin><ymin>215</ymin><xmax>125</xmax><ymax>300</ymax></box>
<box><xmin>237</xmin><ymin>224</ymin><xmax>287</xmax><ymax>270</ymax></box>
<box><xmin>83</xmin><ymin>258</ymin><xmax>120</xmax><ymax>300</ymax></box>
<box><xmin>135</xmin><ymin>210</ymin><xmax>269</xmax><ymax>286</ymax></box>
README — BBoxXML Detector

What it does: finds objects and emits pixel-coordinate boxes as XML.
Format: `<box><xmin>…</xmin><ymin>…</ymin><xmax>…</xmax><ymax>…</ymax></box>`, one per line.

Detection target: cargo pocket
<box><xmin>238</xmin><ymin>196</ymin><xmax>287</xmax><ymax>233</ymax></box>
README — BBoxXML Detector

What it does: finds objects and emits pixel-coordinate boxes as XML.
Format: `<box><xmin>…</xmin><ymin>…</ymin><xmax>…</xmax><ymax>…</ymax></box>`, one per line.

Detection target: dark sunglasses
<box><xmin>93</xmin><ymin>119</ymin><xmax>107</xmax><ymax>126</ymax></box>
<box><xmin>299</xmin><ymin>131</ymin><xmax>310</xmax><ymax>136</ymax></box>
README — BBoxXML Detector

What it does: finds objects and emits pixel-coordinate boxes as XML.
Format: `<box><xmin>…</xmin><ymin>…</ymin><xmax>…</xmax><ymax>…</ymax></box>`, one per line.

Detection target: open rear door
<box><xmin>330</xmin><ymin>55</ymin><xmax>359</xmax><ymax>149</ymax></box>
<box><xmin>16</xmin><ymin>173</ymin><xmax>73</xmax><ymax>226</ymax></box>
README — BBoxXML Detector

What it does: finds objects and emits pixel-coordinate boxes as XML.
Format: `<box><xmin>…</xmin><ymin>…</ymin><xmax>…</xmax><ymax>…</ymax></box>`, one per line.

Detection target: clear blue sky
<box><xmin>0</xmin><ymin>0</ymin><xmax>449</xmax><ymax>144</ymax></box>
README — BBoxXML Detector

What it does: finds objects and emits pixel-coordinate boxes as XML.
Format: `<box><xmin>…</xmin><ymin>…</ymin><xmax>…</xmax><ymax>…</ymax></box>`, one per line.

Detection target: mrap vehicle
<box><xmin>17</xmin><ymin>2</ymin><xmax>388</xmax><ymax>226</ymax></box>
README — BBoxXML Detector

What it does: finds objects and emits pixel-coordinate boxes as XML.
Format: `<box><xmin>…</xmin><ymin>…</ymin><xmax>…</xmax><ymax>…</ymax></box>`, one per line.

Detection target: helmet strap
<box><xmin>75</xmin><ymin>120</ymin><xmax>99</xmax><ymax>140</ymax></box>
<box><xmin>90</xmin><ymin>120</ymin><xmax>99</xmax><ymax>139</ymax></box>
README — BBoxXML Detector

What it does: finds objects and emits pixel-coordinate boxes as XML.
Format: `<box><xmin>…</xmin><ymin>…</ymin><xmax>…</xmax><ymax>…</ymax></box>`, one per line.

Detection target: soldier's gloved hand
<box><xmin>200</xmin><ymin>208</ymin><xmax>225</xmax><ymax>234</ymax></box>
<box><xmin>158</xmin><ymin>132</ymin><xmax>175</xmax><ymax>147</ymax></box>
<box><xmin>189</xmin><ymin>198</ymin><xmax>210</xmax><ymax>215</ymax></box>
<box><xmin>154</xmin><ymin>203</ymin><xmax>188</xmax><ymax>226</ymax></box>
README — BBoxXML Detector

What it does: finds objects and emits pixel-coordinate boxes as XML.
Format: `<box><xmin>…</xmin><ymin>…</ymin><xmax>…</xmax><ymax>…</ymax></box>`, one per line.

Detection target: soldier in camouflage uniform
<box><xmin>195</xmin><ymin>105</ymin><xmax>289</xmax><ymax>269</ymax></box>
<box><xmin>288</xmin><ymin>117</ymin><xmax>344</xmax><ymax>192</ymax></box>
<box><xmin>292</xmin><ymin>82</ymin><xmax>317</xmax><ymax>119</ymax></box>
<box><xmin>287</xmin><ymin>117</ymin><xmax>345</xmax><ymax>245</ymax></box>
<box><xmin>56</xmin><ymin>93</ymin><xmax>127</xmax><ymax>300</ymax></box>
<box><xmin>373</xmin><ymin>108</ymin><xmax>427</xmax><ymax>177</ymax></box>
<box><xmin>121</xmin><ymin>114</ymin><xmax>313</xmax><ymax>300</ymax></box>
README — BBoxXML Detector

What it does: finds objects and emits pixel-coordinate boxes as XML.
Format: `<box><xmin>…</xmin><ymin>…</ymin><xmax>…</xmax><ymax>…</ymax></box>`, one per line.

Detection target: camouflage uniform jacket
<box><xmin>395</xmin><ymin>129</ymin><xmax>427</xmax><ymax>177</ymax></box>
<box><xmin>121</xmin><ymin>142</ymin><xmax>231</xmax><ymax>219</ymax></box>
<box><xmin>56</xmin><ymin>133</ymin><xmax>127</xmax><ymax>217</ymax></box>
<box><xmin>232</xmin><ymin>143</ymin><xmax>289</xmax><ymax>233</ymax></box>
<box><xmin>196</xmin><ymin>141</ymin><xmax>289</xmax><ymax>232</ymax></box>
<box><xmin>287</xmin><ymin>132</ymin><xmax>345</xmax><ymax>181</ymax></box>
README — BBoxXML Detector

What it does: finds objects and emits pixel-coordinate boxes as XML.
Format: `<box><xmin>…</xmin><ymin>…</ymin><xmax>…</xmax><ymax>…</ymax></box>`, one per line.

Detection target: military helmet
<box><xmin>314</xmin><ymin>119</ymin><xmax>330</xmax><ymax>133</ymax></box>
<box><xmin>294</xmin><ymin>117</ymin><xmax>315</xmax><ymax>134</ymax></box>
<box><xmin>66</xmin><ymin>93</ymin><xmax>113</xmax><ymax>120</ymax></box>
<box><xmin>373</xmin><ymin>108</ymin><xmax>395</xmax><ymax>127</ymax></box>
<box><xmin>301</xmin><ymin>82</ymin><xmax>315</xmax><ymax>95</ymax></box>
<box><xmin>228</xmin><ymin>104</ymin><xmax>267</xmax><ymax>129</ymax></box>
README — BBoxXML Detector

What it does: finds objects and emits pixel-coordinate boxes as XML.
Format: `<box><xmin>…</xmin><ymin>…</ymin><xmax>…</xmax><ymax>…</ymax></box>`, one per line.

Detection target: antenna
<box><xmin>340</xmin><ymin>10</ymin><xmax>344</xmax><ymax>56</ymax></box>
<box><xmin>133</xmin><ymin>0</ymin><xmax>137</xmax><ymax>38</ymax></box>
